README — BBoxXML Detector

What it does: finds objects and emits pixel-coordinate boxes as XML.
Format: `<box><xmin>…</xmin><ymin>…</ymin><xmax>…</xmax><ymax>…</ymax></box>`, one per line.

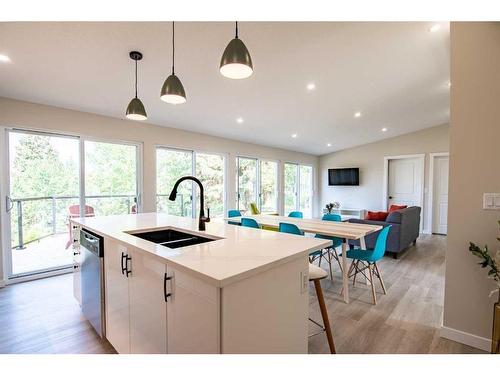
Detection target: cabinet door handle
<box><xmin>164</xmin><ymin>273</ymin><xmax>172</xmax><ymax>302</ymax></box>
<box><xmin>125</xmin><ymin>255</ymin><xmax>132</xmax><ymax>277</ymax></box>
<box><xmin>121</xmin><ymin>252</ymin><xmax>127</xmax><ymax>275</ymax></box>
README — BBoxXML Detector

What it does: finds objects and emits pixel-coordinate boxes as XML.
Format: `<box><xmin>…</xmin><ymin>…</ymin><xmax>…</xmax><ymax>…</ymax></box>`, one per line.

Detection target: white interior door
<box><xmin>432</xmin><ymin>156</ymin><xmax>449</xmax><ymax>235</ymax></box>
<box><xmin>387</xmin><ymin>157</ymin><xmax>423</xmax><ymax>209</ymax></box>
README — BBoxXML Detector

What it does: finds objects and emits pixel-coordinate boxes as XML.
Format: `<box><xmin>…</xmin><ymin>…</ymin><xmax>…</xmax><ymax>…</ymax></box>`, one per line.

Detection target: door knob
<box><xmin>389</xmin><ymin>196</ymin><xmax>393</xmax><ymax>199</ymax></box>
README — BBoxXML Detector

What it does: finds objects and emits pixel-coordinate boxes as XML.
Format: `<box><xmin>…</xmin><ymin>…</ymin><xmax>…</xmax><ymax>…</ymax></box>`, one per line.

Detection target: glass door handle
<box><xmin>5</xmin><ymin>196</ymin><xmax>13</xmax><ymax>212</ymax></box>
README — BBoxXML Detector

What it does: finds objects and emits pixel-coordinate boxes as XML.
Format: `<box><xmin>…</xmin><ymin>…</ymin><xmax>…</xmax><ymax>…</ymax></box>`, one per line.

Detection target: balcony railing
<box><xmin>11</xmin><ymin>194</ymin><xmax>137</xmax><ymax>249</ymax></box>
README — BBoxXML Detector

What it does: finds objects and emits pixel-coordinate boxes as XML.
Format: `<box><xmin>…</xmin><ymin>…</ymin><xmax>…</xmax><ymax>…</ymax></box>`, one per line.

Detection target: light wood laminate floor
<box><xmin>0</xmin><ymin>234</ymin><xmax>485</xmax><ymax>354</ymax></box>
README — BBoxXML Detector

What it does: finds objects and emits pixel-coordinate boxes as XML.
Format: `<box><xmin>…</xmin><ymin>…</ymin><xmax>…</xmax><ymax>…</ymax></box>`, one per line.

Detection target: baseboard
<box><xmin>441</xmin><ymin>325</ymin><xmax>491</xmax><ymax>352</ymax></box>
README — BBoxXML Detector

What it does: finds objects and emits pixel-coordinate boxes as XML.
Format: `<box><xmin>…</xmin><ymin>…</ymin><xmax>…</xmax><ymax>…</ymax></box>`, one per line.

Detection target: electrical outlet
<box><xmin>300</xmin><ymin>269</ymin><xmax>308</xmax><ymax>294</ymax></box>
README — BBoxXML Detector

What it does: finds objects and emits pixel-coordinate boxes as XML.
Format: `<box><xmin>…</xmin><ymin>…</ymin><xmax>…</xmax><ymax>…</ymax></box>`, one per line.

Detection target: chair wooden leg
<box><xmin>313</xmin><ymin>279</ymin><xmax>336</xmax><ymax>354</ymax></box>
<box><xmin>327</xmin><ymin>251</ymin><xmax>333</xmax><ymax>281</ymax></box>
<box><xmin>374</xmin><ymin>262</ymin><xmax>387</xmax><ymax>295</ymax></box>
<box><xmin>352</xmin><ymin>260</ymin><xmax>359</xmax><ymax>286</ymax></box>
<box><xmin>368</xmin><ymin>263</ymin><xmax>377</xmax><ymax>305</ymax></box>
<box><xmin>333</xmin><ymin>249</ymin><xmax>343</xmax><ymax>273</ymax></box>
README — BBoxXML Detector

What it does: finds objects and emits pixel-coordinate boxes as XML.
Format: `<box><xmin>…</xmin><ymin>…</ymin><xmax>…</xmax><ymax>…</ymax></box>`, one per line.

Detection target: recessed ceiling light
<box><xmin>307</xmin><ymin>83</ymin><xmax>316</xmax><ymax>91</ymax></box>
<box><xmin>381</xmin><ymin>127</ymin><xmax>388</xmax><ymax>132</ymax></box>
<box><xmin>291</xmin><ymin>133</ymin><xmax>298</xmax><ymax>138</ymax></box>
<box><xmin>429</xmin><ymin>24</ymin><xmax>441</xmax><ymax>33</ymax></box>
<box><xmin>236</xmin><ymin>117</ymin><xmax>244</xmax><ymax>124</ymax></box>
<box><xmin>327</xmin><ymin>143</ymin><xmax>332</xmax><ymax>147</ymax></box>
<box><xmin>354</xmin><ymin>112</ymin><xmax>362</xmax><ymax>118</ymax></box>
<box><xmin>0</xmin><ymin>54</ymin><xmax>11</xmax><ymax>63</ymax></box>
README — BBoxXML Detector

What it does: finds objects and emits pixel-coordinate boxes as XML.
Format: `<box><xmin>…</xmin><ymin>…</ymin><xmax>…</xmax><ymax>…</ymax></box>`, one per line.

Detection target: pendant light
<box><xmin>161</xmin><ymin>21</ymin><xmax>187</xmax><ymax>105</ymax></box>
<box><xmin>126</xmin><ymin>51</ymin><xmax>148</xmax><ymax>121</ymax></box>
<box><xmin>220</xmin><ymin>21</ymin><xmax>253</xmax><ymax>79</ymax></box>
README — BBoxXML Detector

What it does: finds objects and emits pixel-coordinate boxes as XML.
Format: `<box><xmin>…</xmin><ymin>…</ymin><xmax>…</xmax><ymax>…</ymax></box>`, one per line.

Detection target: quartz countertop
<box><xmin>71</xmin><ymin>213</ymin><xmax>331</xmax><ymax>287</ymax></box>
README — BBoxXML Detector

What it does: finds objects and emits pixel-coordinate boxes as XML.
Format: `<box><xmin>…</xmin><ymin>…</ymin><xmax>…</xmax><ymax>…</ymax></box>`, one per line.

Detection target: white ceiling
<box><xmin>0</xmin><ymin>22</ymin><xmax>449</xmax><ymax>155</ymax></box>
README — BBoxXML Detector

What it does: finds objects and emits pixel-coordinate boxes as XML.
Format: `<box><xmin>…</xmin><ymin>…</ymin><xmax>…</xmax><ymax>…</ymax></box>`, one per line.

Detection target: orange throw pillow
<box><xmin>365</xmin><ymin>211</ymin><xmax>389</xmax><ymax>221</ymax></box>
<box><xmin>388</xmin><ymin>204</ymin><xmax>407</xmax><ymax>212</ymax></box>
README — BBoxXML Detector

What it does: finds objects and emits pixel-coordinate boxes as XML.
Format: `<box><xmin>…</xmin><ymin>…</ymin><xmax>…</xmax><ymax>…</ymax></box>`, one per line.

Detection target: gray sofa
<box><xmin>347</xmin><ymin>206</ymin><xmax>421</xmax><ymax>259</ymax></box>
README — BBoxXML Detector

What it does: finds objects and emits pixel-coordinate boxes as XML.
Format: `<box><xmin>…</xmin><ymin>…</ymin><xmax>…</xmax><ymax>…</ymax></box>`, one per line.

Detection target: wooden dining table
<box><xmin>223</xmin><ymin>214</ymin><xmax>383</xmax><ymax>303</ymax></box>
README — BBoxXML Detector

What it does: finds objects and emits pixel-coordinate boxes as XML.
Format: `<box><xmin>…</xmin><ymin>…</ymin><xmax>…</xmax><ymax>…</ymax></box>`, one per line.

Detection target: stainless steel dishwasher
<box><xmin>80</xmin><ymin>228</ymin><xmax>105</xmax><ymax>338</ymax></box>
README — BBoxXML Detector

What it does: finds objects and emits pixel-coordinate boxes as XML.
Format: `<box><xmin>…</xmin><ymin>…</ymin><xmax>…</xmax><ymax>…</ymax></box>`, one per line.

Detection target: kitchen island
<box><xmin>70</xmin><ymin>213</ymin><xmax>331</xmax><ymax>354</ymax></box>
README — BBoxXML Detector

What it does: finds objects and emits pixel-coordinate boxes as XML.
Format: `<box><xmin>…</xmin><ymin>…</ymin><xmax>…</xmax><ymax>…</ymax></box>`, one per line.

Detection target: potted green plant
<box><xmin>469</xmin><ymin>221</ymin><xmax>500</xmax><ymax>354</ymax></box>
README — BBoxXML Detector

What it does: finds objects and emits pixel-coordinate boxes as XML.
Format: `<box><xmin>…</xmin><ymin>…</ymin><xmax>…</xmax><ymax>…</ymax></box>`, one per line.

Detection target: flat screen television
<box><xmin>328</xmin><ymin>168</ymin><xmax>359</xmax><ymax>186</ymax></box>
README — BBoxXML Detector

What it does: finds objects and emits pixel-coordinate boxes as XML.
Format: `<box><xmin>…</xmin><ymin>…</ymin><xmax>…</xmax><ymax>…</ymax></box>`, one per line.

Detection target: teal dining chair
<box><xmin>227</xmin><ymin>209</ymin><xmax>242</xmax><ymax>225</ymax></box>
<box><xmin>278</xmin><ymin>222</ymin><xmax>303</xmax><ymax>236</ymax></box>
<box><xmin>241</xmin><ymin>217</ymin><xmax>260</xmax><ymax>229</ymax></box>
<box><xmin>288</xmin><ymin>211</ymin><xmax>303</xmax><ymax>218</ymax></box>
<box><xmin>311</xmin><ymin>214</ymin><xmax>343</xmax><ymax>280</ymax></box>
<box><xmin>279</xmin><ymin>222</ymin><xmax>325</xmax><ymax>261</ymax></box>
<box><xmin>346</xmin><ymin>225</ymin><xmax>391</xmax><ymax>305</ymax></box>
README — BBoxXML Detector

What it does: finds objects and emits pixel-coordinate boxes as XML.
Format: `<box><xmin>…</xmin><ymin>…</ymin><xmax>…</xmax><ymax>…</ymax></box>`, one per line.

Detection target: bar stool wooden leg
<box><xmin>313</xmin><ymin>279</ymin><xmax>336</xmax><ymax>354</ymax></box>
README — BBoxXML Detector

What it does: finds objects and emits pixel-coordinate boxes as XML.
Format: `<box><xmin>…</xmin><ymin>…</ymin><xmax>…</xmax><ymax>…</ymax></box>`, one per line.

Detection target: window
<box><xmin>284</xmin><ymin>163</ymin><xmax>298</xmax><ymax>215</ymax></box>
<box><xmin>156</xmin><ymin>147</ymin><xmax>226</xmax><ymax>218</ymax></box>
<box><xmin>284</xmin><ymin>162</ymin><xmax>313</xmax><ymax>218</ymax></box>
<box><xmin>299</xmin><ymin>165</ymin><xmax>313</xmax><ymax>218</ymax></box>
<box><xmin>236</xmin><ymin>157</ymin><xmax>258</xmax><ymax>212</ymax></box>
<box><xmin>259</xmin><ymin>160</ymin><xmax>278</xmax><ymax>213</ymax></box>
<box><xmin>236</xmin><ymin>157</ymin><xmax>279</xmax><ymax>214</ymax></box>
<box><xmin>84</xmin><ymin>140</ymin><xmax>140</xmax><ymax>216</ymax></box>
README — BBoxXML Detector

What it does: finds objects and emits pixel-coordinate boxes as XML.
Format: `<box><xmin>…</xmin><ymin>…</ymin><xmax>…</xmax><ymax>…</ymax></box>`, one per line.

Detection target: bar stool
<box><xmin>309</xmin><ymin>264</ymin><xmax>336</xmax><ymax>354</ymax></box>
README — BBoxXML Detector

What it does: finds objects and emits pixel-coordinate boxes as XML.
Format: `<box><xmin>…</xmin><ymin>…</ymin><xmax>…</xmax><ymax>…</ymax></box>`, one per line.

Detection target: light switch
<box><xmin>483</xmin><ymin>193</ymin><xmax>500</xmax><ymax>209</ymax></box>
<box><xmin>494</xmin><ymin>195</ymin><xmax>500</xmax><ymax>208</ymax></box>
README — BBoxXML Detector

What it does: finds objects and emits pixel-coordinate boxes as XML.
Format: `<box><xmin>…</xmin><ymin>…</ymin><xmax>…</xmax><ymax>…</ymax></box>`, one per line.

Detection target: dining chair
<box><xmin>288</xmin><ymin>211</ymin><xmax>303</xmax><ymax>218</ymax></box>
<box><xmin>241</xmin><ymin>217</ymin><xmax>260</xmax><ymax>229</ymax></box>
<box><xmin>227</xmin><ymin>209</ymin><xmax>242</xmax><ymax>225</ymax></box>
<box><xmin>249</xmin><ymin>202</ymin><xmax>260</xmax><ymax>215</ymax></box>
<box><xmin>311</xmin><ymin>214</ymin><xmax>343</xmax><ymax>280</ymax></box>
<box><xmin>278</xmin><ymin>222</ymin><xmax>304</xmax><ymax>236</ymax></box>
<box><xmin>309</xmin><ymin>264</ymin><xmax>336</xmax><ymax>354</ymax></box>
<box><xmin>346</xmin><ymin>225</ymin><xmax>391</xmax><ymax>304</ymax></box>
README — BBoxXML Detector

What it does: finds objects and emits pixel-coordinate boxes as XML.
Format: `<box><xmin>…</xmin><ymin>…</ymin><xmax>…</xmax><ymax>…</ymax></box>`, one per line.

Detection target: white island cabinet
<box><xmin>72</xmin><ymin>213</ymin><xmax>330</xmax><ymax>354</ymax></box>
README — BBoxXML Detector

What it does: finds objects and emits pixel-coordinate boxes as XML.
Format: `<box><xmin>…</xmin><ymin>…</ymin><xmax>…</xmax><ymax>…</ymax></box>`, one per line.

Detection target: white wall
<box><xmin>319</xmin><ymin>124</ymin><xmax>449</xmax><ymax>232</ymax></box>
<box><xmin>0</xmin><ymin>97</ymin><xmax>319</xmax><ymax>283</ymax></box>
<box><xmin>441</xmin><ymin>22</ymin><xmax>500</xmax><ymax>351</ymax></box>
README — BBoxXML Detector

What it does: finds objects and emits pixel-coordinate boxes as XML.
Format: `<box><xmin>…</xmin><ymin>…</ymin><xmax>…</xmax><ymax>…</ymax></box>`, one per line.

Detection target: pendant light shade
<box><xmin>220</xmin><ymin>22</ymin><xmax>253</xmax><ymax>79</ymax></box>
<box><xmin>126</xmin><ymin>51</ymin><xmax>147</xmax><ymax>121</ymax></box>
<box><xmin>160</xmin><ymin>22</ymin><xmax>187</xmax><ymax>104</ymax></box>
<box><xmin>126</xmin><ymin>97</ymin><xmax>147</xmax><ymax>121</ymax></box>
<box><xmin>161</xmin><ymin>74</ymin><xmax>186</xmax><ymax>104</ymax></box>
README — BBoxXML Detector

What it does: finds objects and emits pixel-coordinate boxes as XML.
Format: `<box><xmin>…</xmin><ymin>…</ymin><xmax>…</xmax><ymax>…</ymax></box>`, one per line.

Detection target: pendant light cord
<box><xmin>172</xmin><ymin>21</ymin><xmax>175</xmax><ymax>75</ymax></box>
<box><xmin>235</xmin><ymin>21</ymin><xmax>239</xmax><ymax>39</ymax></box>
<box><xmin>135</xmin><ymin>59</ymin><xmax>138</xmax><ymax>98</ymax></box>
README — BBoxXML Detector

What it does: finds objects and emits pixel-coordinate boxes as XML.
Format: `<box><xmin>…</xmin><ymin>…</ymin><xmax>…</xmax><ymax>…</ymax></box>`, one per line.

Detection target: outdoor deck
<box><xmin>12</xmin><ymin>233</ymin><xmax>73</xmax><ymax>275</ymax></box>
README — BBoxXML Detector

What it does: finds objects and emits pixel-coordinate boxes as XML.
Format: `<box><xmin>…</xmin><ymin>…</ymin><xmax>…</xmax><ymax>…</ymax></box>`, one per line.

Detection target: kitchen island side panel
<box><xmin>220</xmin><ymin>257</ymin><xmax>309</xmax><ymax>354</ymax></box>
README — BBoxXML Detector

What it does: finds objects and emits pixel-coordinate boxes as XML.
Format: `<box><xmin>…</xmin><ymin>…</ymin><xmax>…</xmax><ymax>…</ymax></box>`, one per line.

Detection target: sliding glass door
<box><xmin>4</xmin><ymin>130</ymin><xmax>142</xmax><ymax>279</ymax></box>
<box><xmin>284</xmin><ymin>162</ymin><xmax>313</xmax><ymax>218</ymax></box>
<box><xmin>6</xmin><ymin>130</ymin><xmax>80</xmax><ymax>276</ymax></box>
<box><xmin>156</xmin><ymin>147</ymin><xmax>226</xmax><ymax>218</ymax></box>
<box><xmin>156</xmin><ymin>148</ymin><xmax>193</xmax><ymax>216</ymax></box>
<box><xmin>195</xmin><ymin>153</ymin><xmax>225</xmax><ymax>218</ymax></box>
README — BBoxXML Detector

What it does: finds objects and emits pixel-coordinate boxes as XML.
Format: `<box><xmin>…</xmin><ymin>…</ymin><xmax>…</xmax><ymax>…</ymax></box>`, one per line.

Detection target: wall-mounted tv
<box><xmin>328</xmin><ymin>168</ymin><xmax>359</xmax><ymax>186</ymax></box>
